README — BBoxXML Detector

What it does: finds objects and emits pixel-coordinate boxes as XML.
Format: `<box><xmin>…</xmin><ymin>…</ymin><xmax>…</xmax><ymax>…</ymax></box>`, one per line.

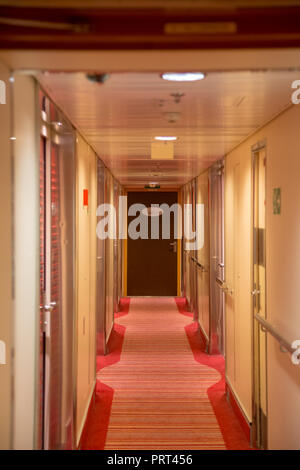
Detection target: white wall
<box><xmin>225</xmin><ymin>103</ymin><xmax>300</xmax><ymax>448</ymax></box>
<box><xmin>12</xmin><ymin>75</ymin><xmax>40</xmax><ymax>449</ymax></box>
<box><xmin>0</xmin><ymin>61</ymin><xmax>13</xmax><ymax>450</ymax></box>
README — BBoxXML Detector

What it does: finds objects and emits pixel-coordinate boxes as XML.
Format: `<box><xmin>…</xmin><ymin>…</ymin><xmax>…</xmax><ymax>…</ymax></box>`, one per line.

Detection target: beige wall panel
<box><xmin>225</xmin><ymin>139</ymin><xmax>252</xmax><ymax>422</ymax></box>
<box><xmin>262</xmin><ymin>105</ymin><xmax>300</xmax><ymax>449</ymax></box>
<box><xmin>225</xmin><ymin>103</ymin><xmax>300</xmax><ymax>448</ymax></box>
<box><xmin>75</xmin><ymin>134</ymin><xmax>96</xmax><ymax>445</ymax></box>
<box><xmin>12</xmin><ymin>75</ymin><xmax>39</xmax><ymax>449</ymax></box>
<box><xmin>0</xmin><ymin>61</ymin><xmax>12</xmax><ymax>450</ymax></box>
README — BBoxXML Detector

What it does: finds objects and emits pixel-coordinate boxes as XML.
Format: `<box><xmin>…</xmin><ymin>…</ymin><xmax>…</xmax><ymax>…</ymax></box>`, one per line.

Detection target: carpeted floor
<box><xmin>80</xmin><ymin>297</ymin><xmax>250</xmax><ymax>450</ymax></box>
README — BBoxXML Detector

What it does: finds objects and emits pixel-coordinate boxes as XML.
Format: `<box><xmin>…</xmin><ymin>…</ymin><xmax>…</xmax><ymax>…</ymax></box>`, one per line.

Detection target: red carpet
<box><xmin>80</xmin><ymin>300</ymin><xmax>129</xmax><ymax>450</ymax></box>
<box><xmin>81</xmin><ymin>297</ymin><xmax>250</xmax><ymax>450</ymax></box>
<box><xmin>175</xmin><ymin>297</ymin><xmax>251</xmax><ymax>450</ymax></box>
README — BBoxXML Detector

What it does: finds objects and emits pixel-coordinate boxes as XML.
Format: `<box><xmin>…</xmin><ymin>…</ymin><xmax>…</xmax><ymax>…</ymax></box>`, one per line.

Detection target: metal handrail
<box><xmin>190</xmin><ymin>256</ymin><xmax>202</xmax><ymax>269</ymax></box>
<box><xmin>255</xmin><ymin>313</ymin><xmax>296</xmax><ymax>355</ymax></box>
<box><xmin>216</xmin><ymin>277</ymin><xmax>225</xmax><ymax>288</ymax></box>
<box><xmin>215</xmin><ymin>277</ymin><xmax>233</xmax><ymax>295</ymax></box>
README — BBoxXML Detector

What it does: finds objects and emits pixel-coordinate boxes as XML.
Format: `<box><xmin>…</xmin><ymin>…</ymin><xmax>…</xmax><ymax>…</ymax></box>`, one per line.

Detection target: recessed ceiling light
<box><xmin>154</xmin><ymin>136</ymin><xmax>177</xmax><ymax>141</ymax></box>
<box><xmin>10</xmin><ymin>136</ymin><xmax>16</xmax><ymax>140</ymax></box>
<box><xmin>161</xmin><ymin>72</ymin><xmax>205</xmax><ymax>82</ymax></box>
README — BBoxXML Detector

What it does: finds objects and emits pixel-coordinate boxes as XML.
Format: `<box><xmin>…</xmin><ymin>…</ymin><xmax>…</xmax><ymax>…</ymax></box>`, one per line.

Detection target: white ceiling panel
<box><xmin>37</xmin><ymin>69</ymin><xmax>299</xmax><ymax>187</ymax></box>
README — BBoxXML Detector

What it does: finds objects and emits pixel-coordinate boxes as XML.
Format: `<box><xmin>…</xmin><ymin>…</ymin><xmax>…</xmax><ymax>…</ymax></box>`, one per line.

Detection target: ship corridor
<box><xmin>1</xmin><ymin>21</ymin><xmax>300</xmax><ymax>451</ymax></box>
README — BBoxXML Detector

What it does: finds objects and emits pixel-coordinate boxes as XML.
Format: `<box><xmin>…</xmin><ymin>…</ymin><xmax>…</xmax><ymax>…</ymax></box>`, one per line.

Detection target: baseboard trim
<box><xmin>198</xmin><ymin>322</ymin><xmax>209</xmax><ymax>353</ymax></box>
<box><xmin>77</xmin><ymin>380</ymin><xmax>96</xmax><ymax>449</ymax></box>
<box><xmin>226</xmin><ymin>380</ymin><xmax>252</xmax><ymax>444</ymax></box>
<box><xmin>106</xmin><ymin>321</ymin><xmax>114</xmax><ymax>345</ymax></box>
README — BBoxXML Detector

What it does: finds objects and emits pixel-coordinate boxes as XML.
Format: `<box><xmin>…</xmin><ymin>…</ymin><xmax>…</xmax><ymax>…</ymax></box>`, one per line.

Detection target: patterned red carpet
<box><xmin>80</xmin><ymin>297</ymin><xmax>250</xmax><ymax>450</ymax></box>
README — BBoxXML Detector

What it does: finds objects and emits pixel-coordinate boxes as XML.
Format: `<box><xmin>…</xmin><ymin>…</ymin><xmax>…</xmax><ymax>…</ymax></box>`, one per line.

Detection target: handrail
<box><xmin>216</xmin><ymin>277</ymin><xmax>225</xmax><ymax>288</ymax></box>
<box><xmin>190</xmin><ymin>256</ymin><xmax>204</xmax><ymax>270</ymax></box>
<box><xmin>255</xmin><ymin>313</ymin><xmax>295</xmax><ymax>355</ymax></box>
<box><xmin>215</xmin><ymin>277</ymin><xmax>233</xmax><ymax>295</ymax></box>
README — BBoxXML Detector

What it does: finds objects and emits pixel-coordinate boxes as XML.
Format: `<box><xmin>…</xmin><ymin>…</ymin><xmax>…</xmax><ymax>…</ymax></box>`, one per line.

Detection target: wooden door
<box><xmin>127</xmin><ymin>191</ymin><xmax>178</xmax><ymax>296</ymax></box>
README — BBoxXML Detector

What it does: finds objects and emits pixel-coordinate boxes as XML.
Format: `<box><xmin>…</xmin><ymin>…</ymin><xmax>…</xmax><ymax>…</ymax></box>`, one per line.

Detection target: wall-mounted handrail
<box><xmin>190</xmin><ymin>256</ymin><xmax>207</xmax><ymax>272</ymax></box>
<box><xmin>216</xmin><ymin>277</ymin><xmax>233</xmax><ymax>295</ymax></box>
<box><xmin>216</xmin><ymin>277</ymin><xmax>225</xmax><ymax>288</ymax></box>
<box><xmin>190</xmin><ymin>256</ymin><xmax>201</xmax><ymax>268</ymax></box>
<box><xmin>255</xmin><ymin>313</ymin><xmax>296</xmax><ymax>356</ymax></box>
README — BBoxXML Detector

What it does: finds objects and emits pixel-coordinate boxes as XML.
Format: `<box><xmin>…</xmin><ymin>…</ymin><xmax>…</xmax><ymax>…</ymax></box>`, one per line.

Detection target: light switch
<box><xmin>0</xmin><ymin>340</ymin><xmax>6</xmax><ymax>365</ymax></box>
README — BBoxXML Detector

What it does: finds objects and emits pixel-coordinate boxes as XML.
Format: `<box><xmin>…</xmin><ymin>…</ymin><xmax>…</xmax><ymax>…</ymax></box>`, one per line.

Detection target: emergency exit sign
<box><xmin>83</xmin><ymin>189</ymin><xmax>89</xmax><ymax>207</ymax></box>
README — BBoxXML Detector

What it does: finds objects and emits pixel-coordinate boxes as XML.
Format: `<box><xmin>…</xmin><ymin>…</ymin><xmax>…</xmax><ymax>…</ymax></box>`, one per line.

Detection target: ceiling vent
<box><xmin>163</xmin><ymin>111</ymin><xmax>181</xmax><ymax>123</ymax></box>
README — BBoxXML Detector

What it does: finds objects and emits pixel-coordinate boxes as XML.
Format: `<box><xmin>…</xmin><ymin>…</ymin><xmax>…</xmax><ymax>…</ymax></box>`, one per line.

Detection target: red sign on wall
<box><xmin>83</xmin><ymin>189</ymin><xmax>89</xmax><ymax>207</ymax></box>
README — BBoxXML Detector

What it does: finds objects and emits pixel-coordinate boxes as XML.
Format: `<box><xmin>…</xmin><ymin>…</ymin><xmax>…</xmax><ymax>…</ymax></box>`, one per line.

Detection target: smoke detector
<box><xmin>163</xmin><ymin>112</ymin><xmax>181</xmax><ymax>123</ymax></box>
<box><xmin>170</xmin><ymin>92</ymin><xmax>185</xmax><ymax>104</ymax></box>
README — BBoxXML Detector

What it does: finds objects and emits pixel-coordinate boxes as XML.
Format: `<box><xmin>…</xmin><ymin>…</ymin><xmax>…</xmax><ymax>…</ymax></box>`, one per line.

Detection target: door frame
<box><xmin>251</xmin><ymin>139</ymin><xmax>268</xmax><ymax>449</ymax></box>
<box><xmin>96</xmin><ymin>158</ymin><xmax>107</xmax><ymax>356</ymax></box>
<box><xmin>209</xmin><ymin>160</ymin><xmax>225</xmax><ymax>355</ymax></box>
<box><xmin>38</xmin><ymin>88</ymin><xmax>77</xmax><ymax>450</ymax></box>
<box><xmin>123</xmin><ymin>188</ymin><xmax>181</xmax><ymax>297</ymax></box>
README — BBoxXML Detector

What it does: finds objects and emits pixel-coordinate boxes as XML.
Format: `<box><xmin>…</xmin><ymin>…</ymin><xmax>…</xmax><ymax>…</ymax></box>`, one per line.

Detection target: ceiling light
<box><xmin>161</xmin><ymin>72</ymin><xmax>205</xmax><ymax>82</ymax></box>
<box><xmin>154</xmin><ymin>136</ymin><xmax>177</xmax><ymax>141</ymax></box>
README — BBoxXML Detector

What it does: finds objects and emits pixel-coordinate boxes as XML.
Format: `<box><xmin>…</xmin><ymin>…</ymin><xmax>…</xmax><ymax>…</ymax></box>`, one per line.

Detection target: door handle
<box><xmin>251</xmin><ymin>288</ymin><xmax>261</xmax><ymax>310</ymax></box>
<box><xmin>44</xmin><ymin>301</ymin><xmax>57</xmax><ymax>312</ymax></box>
<box><xmin>251</xmin><ymin>289</ymin><xmax>261</xmax><ymax>296</ymax></box>
<box><xmin>41</xmin><ymin>302</ymin><xmax>57</xmax><ymax>331</ymax></box>
<box><xmin>169</xmin><ymin>241</ymin><xmax>177</xmax><ymax>253</ymax></box>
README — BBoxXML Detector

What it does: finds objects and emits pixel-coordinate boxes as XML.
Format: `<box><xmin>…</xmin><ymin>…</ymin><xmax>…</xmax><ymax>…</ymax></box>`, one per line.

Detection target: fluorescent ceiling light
<box><xmin>154</xmin><ymin>136</ymin><xmax>177</xmax><ymax>141</ymax></box>
<box><xmin>161</xmin><ymin>72</ymin><xmax>205</xmax><ymax>82</ymax></box>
